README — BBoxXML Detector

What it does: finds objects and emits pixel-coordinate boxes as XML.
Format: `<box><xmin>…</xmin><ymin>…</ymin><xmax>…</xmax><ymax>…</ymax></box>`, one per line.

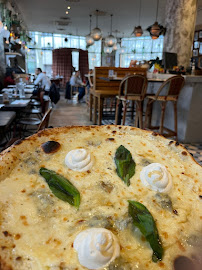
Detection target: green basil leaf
<box><xmin>39</xmin><ymin>167</ymin><xmax>80</xmax><ymax>209</ymax></box>
<box><xmin>128</xmin><ymin>200</ymin><xmax>164</xmax><ymax>262</ymax></box>
<box><xmin>114</xmin><ymin>145</ymin><xmax>135</xmax><ymax>186</ymax></box>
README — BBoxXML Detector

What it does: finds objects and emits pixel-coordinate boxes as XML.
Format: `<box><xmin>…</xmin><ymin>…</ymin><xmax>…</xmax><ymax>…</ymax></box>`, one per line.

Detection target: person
<box><xmin>34</xmin><ymin>68</ymin><xmax>51</xmax><ymax>94</ymax></box>
<box><xmin>4</xmin><ymin>70</ymin><xmax>15</xmax><ymax>88</ymax></box>
<box><xmin>69</xmin><ymin>70</ymin><xmax>86</xmax><ymax>102</ymax></box>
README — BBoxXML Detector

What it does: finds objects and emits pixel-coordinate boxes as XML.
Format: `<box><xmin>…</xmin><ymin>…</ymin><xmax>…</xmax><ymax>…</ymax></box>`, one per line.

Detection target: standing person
<box><xmin>34</xmin><ymin>68</ymin><xmax>51</xmax><ymax>94</ymax></box>
<box><xmin>70</xmin><ymin>70</ymin><xmax>86</xmax><ymax>102</ymax></box>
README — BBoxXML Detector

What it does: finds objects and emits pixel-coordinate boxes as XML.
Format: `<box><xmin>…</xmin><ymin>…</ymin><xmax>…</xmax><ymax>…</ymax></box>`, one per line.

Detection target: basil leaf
<box><xmin>114</xmin><ymin>145</ymin><xmax>135</xmax><ymax>186</ymax></box>
<box><xmin>128</xmin><ymin>200</ymin><xmax>164</xmax><ymax>262</ymax></box>
<box><xmin>39</xmin><ymin>167</ymin><xmax>80</xmax><ymax>209</ymax></box>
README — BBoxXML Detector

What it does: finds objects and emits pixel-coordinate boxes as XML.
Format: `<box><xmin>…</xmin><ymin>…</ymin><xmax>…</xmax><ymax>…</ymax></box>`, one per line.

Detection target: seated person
<box><xmin>34</xmin><ymin>68</ymin><xmax>51</xmax><ymax>95</ymax></box>
<box><xmin>4</xmin><ymin>70</ymin><xmax>15</xmax><ymax>88</ymax></box>
<box><xmin>70</xmin><ymin>70</ymin><xmax>85</xmax><ymax>101</ymax></box>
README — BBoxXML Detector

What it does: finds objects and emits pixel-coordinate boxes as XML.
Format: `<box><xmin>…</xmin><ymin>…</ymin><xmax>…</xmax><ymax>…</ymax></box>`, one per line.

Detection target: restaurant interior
<box><xmin>0</xmin><ymin>0</ymin><xmax>202</xmax><ymax>164</ymax></box>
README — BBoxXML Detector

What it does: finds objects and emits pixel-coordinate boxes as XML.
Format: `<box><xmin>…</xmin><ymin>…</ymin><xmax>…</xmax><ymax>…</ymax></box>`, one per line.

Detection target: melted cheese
<box><xmin>0</xmin><ymin>127</ymin><xmax>201</xmax><ymax>270</ymax></box>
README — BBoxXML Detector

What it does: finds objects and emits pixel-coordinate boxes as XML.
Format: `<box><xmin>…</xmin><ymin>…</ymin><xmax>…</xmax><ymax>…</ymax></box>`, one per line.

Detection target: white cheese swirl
<box><xmin>140</xmin><ymin>163</ymin><xmax>172</xmax><ymax>193</ymax></box>
<box><xmin>74</xmin><ymin>228</ymin><xmax>120</xmax><ymax>269</ymax></box>
<box><xmin>65</xmin><ymin>149</ymin><xmax>93</xmax><ymax>172</ymax></box>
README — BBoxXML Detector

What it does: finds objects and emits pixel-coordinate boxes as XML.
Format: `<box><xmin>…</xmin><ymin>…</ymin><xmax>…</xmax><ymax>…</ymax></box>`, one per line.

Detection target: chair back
<box><xmin>155</xmin><ymin>75</ymin><xmax>185</xmax><ymax>100</ymax></box>
<box><xmin>119</xmin><ymin>74</ymin><xmax>148</xmax><ymax>99</ymax></box>
<box><xmin>37</xmin><ymin>108</ymin><xmax>52</xmax><ymax>131</ymax></box>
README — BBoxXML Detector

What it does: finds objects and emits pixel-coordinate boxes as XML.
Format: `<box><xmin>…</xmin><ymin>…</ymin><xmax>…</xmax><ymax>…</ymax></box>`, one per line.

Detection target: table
<box><xmin>0</xmin><ymin>111</ymin><xmax>16</xmax><ymax>141</ymax></box>
<box><xmin>2</xmin><ymin>85</ymin><xmax>35</xmax><ymax>94</ymax></box>
<box><xmin>2</xmin><ymin>99</ymin><xmax>30</xmax><ymax>112</ymax></box>
<box><xmin>98</xmin><ymin>76</ymin><xmax>166</xmax><ymax>83</ymax></box>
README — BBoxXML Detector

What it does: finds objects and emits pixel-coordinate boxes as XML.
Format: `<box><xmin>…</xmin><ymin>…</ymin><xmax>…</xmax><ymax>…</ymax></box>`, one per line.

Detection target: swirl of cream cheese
<box><xmin>74</xmin><ymin>228</ymin><xmax>120</xmax><ymax>269</ymax></box>
<box><xmin>65</xmin><ymin>149</ymin><xmax>93</xmax><ymax>172</ymax></box>
<box><xmin>140</xmin><ymin>163</ymin><xmax>172</xmax><ymax>193</ymax></box>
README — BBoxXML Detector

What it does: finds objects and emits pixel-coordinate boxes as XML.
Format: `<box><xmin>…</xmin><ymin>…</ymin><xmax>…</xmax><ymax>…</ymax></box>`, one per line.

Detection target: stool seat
<box><xmin>18</xmin><ymin>118</ymin><xmax>41</xmax><ymax>126</ymax></box>
<box><xmin>147</xmin><ymin>95</ymin><xmax>178</xmax><ymax>101</ymax></box>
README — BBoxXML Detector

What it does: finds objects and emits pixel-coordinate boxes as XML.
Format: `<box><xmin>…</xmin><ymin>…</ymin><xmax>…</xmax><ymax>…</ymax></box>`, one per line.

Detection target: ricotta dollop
<box><xmin>140</xmin><ymin>163</ymin><xmax>172</xmax><ymax>193</ymax></box>
<box><xmin>65</xmin><ymin>149</ymin><xmax>93</xmax><ymax>172</ymax></box>
<box><xmin>74</xmin><ymin>228</ymin><xmax>120</xmax><ymax>269</ymax></box>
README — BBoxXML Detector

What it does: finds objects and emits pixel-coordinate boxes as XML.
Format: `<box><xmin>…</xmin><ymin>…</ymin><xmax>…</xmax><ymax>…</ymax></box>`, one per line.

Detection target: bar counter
<box><xmin>148</xmin><ymin>73</ymin><xmax>202</xmax><ymax>143</ymax></box>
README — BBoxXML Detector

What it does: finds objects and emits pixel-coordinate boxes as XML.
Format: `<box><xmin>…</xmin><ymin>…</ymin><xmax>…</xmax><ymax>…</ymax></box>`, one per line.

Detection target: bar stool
<box><xmin>144</xmin><ymin>75</ymin><xmax>185</xmax><ymax>139</ymax></box>
<box><xmin>115</xmin><ymin>74</ymin><xmax>148</xmax><ymax>128</ymax></box>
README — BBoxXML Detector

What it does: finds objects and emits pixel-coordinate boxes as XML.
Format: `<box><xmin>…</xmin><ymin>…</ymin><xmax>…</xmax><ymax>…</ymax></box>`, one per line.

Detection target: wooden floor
<box><xmin>49</xmin><ymin>97</ymin><xmax>92</xmax><ymax>127</ymax></box>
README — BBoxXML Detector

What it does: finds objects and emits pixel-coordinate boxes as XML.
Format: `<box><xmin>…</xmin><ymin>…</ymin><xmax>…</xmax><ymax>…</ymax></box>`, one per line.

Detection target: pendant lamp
<box><xmin>113</xmin><ymin>43</ymin><xmax>118</xmax><ymax>51</ymax></box>
<box><xmin>104</xmin><ymin>46</ymin><xmax>113</xmax><ymax>54</ymax></box>
<box><xmin>86</xmin><ymin>15</ymin><xmax>94</xmax><ymax>46</ymax></box>
<box><xmin>146</xmin><ymin>0</ymin><xmax>166</xmax><ymax>39</ymax></box>
<box><xmin>132</xmin><ymin>0</ymin><xmax>143</xmax><ymax>37</ymax></box>
<box><xmin>91</xmin><ymin>10</ymin><xmax>102</xmax><ymax>41</ymax></box>
<box><xmin>105</xmin><ymin>14</ymin><xmax>117</xmax><ymax>47</ymax></box>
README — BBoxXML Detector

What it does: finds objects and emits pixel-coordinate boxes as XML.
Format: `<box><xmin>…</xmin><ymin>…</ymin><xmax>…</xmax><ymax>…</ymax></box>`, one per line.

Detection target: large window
<box><xmin>116</xmin><ymin>36</ymin><xmax>164</xmax><ymax>67</ymax></box>
<box><xmin>26</xmin><ymin>32</ymin><xmax>164</xmax><ymax>75</ymax></box>
<box><xmin>26</xmin><ymin>32</ymin><xmax>101</xmax><ymax>76</ymax></box>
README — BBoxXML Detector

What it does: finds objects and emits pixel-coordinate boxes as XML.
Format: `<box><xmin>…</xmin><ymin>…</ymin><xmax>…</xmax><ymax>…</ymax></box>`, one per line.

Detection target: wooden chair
<box><xmin>144</xmin><ymin>75</ymin><xmax>185</xmax><ymax>139</ymax></box>
<box><xmin>18</xmin><ymin>99</ymin><xmax>51</xmax><ymax>136</ymax></box>
<box><xmin>37</xmin><ymin>108</ymin><xmax>52</xmax><ymax>131</ymax></box>
<box><xmin>3</xmin><ymin>108</ymin><xmax>52</xmax><ymax>150</ymax></box>
<box><xmin>115</xmin><ymin>74</ymin><xmax>148</xmax><ymax>128</ymax></box>
<box><xmin>90</xmin><ymin>67</ymin><xmax>147</xmax><ymax>125</ymax></box>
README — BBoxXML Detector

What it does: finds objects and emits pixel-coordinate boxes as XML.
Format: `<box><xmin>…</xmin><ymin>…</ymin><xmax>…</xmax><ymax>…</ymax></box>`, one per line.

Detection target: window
<box><xmin>26</xmin><ymin>32</ymin><xmax>93</xmax><ymax>76</ymax></box>
<box><xmin>72</xmin><ymin>51</ymin><xmax>79</xmax><ymax>71</ymax></box>
<box><xmin>88</xmin><ymin>40</ymin><xmax>102</xmax><ymax>69</ymax></box>
<box><xmin>26</xmin><ymin>32</ymin><xmax>163</xmax><ymax>75</ymax></box>
<box><xmin>118</xmin><ymin>36</ymin><xmax>164</xmax><ymax>67</ymax></box>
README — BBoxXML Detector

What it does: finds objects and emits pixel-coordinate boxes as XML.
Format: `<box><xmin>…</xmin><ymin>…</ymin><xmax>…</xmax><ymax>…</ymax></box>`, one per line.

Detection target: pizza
<box><xmin>0</xmin><ymin>125</ymin><xmax>201</xmax><ymax>270</ymax></box>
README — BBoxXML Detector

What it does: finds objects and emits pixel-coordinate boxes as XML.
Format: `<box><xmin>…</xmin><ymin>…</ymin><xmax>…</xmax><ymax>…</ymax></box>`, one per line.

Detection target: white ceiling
<box><xmin>13</xmin><ymin>0</ymin><xmax>202</xmax><ymax>37</ymax></box>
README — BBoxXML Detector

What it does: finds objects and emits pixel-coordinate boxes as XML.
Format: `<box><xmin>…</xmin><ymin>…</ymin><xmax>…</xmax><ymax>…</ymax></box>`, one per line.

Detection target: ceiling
<box><xmin>13</xmin><ymin>0</ymin><xmax>202</xmax><ymax>37</ymax></box>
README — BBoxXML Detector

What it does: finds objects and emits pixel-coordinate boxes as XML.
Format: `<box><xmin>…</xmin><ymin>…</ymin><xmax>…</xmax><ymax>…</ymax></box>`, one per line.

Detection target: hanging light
<box><xmin>105</xmin><ymin>14</ymin><xmax>117</xmax><ymax>47</ymax></box>
<box><xmin>146</xmin><ymin>0</ymin><xmax>166</xmax><ymax>39</ymax></box>
<box><xmin>132</xmin><ymin>0</ymin><xmax>143</xmax><ymax>37</ymax></box>
<box><xmin>86</xmin><ymin>15</ymin><xmax>94</xmax><ymax>46</ymax></box>
<box><xmin>104</xmin><ymin>46</ymin><xmax>113</xmax><ymax>54</ymax></box>
<box><xmin>113</xmin><ymin>43</ymin><xmax>118</xmax><ymax>51</ymax></box>
<box><xmin>91</xmin><ymin>10</ymin><xmax>102</xmax><ymax>41</ymax></box>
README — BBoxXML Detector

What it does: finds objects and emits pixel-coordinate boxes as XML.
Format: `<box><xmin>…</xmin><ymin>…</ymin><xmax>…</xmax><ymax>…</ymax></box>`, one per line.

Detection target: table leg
<box><xmin>93</xmin><ymin>96</ymin><xmax>98</xmax><ymax>125</ymax></box>
<box><xmin>98</xmin><ymin>97</ymin><xmax>103</xmax><ymax>126</ymax></box>
<box><xmin>117</xmin><ymin>101</ymin><xmax>123</xmax><ymax>125</ymax></box>
<box><xmin>89</xmin><ymin>93</ymin><xmax>93</xmax><ymax>121</ymax></box>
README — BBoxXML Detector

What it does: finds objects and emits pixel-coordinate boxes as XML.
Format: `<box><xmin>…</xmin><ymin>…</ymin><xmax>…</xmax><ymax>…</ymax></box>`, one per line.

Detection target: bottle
<box><xmin>17</xmin><ymin>78</ymin><xmax>25</xmax><ymax>98</ymax></box>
